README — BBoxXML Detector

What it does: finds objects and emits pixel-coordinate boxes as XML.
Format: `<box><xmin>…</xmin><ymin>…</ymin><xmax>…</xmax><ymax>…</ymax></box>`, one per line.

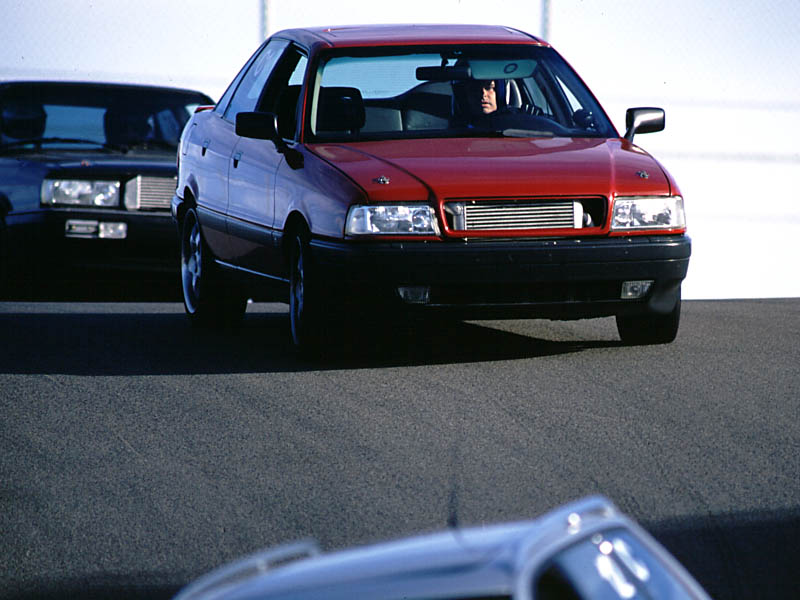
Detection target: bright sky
<box><xmin>2</xmin><ymin>0</ymin><xmax>799</xmax><ymax>298</ymax></box>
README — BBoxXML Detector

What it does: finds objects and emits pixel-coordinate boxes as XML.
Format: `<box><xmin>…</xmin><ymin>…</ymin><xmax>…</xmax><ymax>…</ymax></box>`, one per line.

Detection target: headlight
<box><xmin>611</xmin><ymin>196</ymin><xmax>685</xmax><ymax>231</ymax></box>
<box><xmin>346</xmin><ymin>204</ymin><xmax>440</xmax><ymax>235</ymax></box>
<box><xmin>41</xmin><ymin>180</ymin><xmax>120</xmax><ymax>207</ymax></box>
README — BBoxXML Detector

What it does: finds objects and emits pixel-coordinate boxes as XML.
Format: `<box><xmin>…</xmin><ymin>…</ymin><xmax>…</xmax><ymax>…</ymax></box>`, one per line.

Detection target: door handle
<box><xmin>233</xmin><ymin>151</ymin><xmax>242</xmax><ymax>168</ymax></box>
<box><xmin>201</xmin><ymin>139</ymin><xmax>210</xmax><ymax>156</ymax></box>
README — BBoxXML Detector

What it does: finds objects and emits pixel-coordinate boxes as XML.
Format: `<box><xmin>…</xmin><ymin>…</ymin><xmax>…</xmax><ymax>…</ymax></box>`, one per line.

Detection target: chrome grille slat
<box><xmin>460</xmin><ymin>200</ymin><xmax>576</xmax><ymax>231</ymax></box>
<box><xmin>138</xmin><ymin>176</ymin><xmax>176</xmax><ymax>210</ymax></box>
<box><xmin>125</xmin><ymin>175</ymin><xmax>176</xmax><ymax>211</ymax></box>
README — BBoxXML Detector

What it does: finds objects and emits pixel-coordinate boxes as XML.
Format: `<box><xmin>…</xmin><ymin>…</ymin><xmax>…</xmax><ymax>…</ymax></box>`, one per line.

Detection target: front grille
<box><xmin>124</xmin><ymin>175</ymin><xmax>176</xmax><ymax>211</ymax></box>
<box><xmin>465</xmin><ymin>201</ymin><xmax>575</xmax><ymax>230</ymax></box>
<box><xmin>444</xmin><ymin>197</ymin><xmax>608</xmax><ymax>232</ymax></box>
<box><xmin>445</xmin><ymin>199</ymin><xmax>581</xmax><ymax>231</ymax></box>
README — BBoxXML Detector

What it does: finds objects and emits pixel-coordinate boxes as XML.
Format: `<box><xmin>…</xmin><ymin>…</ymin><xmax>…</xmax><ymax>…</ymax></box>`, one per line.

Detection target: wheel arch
<box><xmin>176</xmin><ymin>186</ymin><xmax>198</xmax><ymax>226</ymax></box>
<box><xmin>281</xmin><ymin>210</ymin><xmax>310</xmax><ymax>269</ymax></box>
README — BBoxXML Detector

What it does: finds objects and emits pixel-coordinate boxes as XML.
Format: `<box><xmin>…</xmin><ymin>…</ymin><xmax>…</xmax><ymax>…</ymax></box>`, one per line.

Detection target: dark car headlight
<box><xmin>41</xmin><ymin>179</ymin><xmax>120</xmax><ymax>208</ymax></box>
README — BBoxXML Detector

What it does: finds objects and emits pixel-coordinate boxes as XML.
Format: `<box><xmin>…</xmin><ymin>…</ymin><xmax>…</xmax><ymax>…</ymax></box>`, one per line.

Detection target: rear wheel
<box><xmin>616</xmin><ymin>295</ymin><xmax>681</xmax><ymax>345</ymax></box>
<box><xmin>180</xmin><ymin>207</ymin><xmax>246</xmax><ymax>327</ymax></box>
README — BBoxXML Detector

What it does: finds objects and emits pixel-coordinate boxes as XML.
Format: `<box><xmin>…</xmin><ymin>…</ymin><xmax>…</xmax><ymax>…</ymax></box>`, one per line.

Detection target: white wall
<box><xmin>2</xmin><ymin>0</ymin><xmax>798</xmax><ymax>299</ymax></box>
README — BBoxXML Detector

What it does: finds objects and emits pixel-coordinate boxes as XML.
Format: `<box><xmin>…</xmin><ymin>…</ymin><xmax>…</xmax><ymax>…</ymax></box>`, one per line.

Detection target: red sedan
<box><xmin>172</xmin><ymin>24</ymin><xmax>689</xmax><ymax>353</ymax></box>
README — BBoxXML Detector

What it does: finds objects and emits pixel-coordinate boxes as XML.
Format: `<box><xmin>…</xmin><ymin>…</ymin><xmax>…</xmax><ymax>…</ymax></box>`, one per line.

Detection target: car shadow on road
<box><xmin>0</xmin><ymin>303</ymin><xmax>621</xmax><ymax>376</ymax></box>
<box><xmin>643</xmin><ymin>505</ymin><xmax>800</xmax><ymax>600</ymax></box>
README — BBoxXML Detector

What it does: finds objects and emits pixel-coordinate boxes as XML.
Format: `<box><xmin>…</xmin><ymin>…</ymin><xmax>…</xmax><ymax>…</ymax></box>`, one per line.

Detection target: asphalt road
<box><xmin>1</xmin><ymin>298</ymin><xmax>799</xmax><ymax>600</ymax></box>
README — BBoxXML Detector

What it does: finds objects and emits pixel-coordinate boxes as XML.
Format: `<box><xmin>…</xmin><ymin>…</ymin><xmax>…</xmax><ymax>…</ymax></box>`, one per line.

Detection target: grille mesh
<box><xmin>459</xmin><ymin>200</ymin><xmax>576</xmax><ymax>231</ymax></box>
<box><xmin>126</xmin><ymin>175</ymin><xmax>176</xmax><ymax>211</ymax></box>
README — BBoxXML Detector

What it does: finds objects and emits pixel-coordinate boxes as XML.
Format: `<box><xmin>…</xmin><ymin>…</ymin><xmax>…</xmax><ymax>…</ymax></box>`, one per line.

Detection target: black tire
<box><xmin>616</xmin><ymin>295</ymin><xmax>681</xmax><ymax>345</ymax></box>
<box><xmin>180</xmin><ymin>207</ymin><xmax>246</xmax><ymax>327</ymax></box>
<box><xmin>0</xmin><ymin>217</ymin><xmax>8</xmax><ymax>299</ymax></box>
<box><xmin>288</xmin><ymin>227</ymin><xmax>326</xmax><ymax>355</ymax></box>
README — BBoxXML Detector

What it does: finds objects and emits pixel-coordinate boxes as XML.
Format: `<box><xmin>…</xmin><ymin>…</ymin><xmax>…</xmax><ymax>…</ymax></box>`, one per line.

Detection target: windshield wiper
<box><xmin>117</xmin><ymin>139</ymin><xmax>177</xmax><ymax>151</ymax></box>
<box><xmin>0</xmin><ymin>137</ymin><xmax>116</xmax><ymax>152</ymax></box>
<box><xmin>500</xmin><ymin>128</ymin><xmax>555</xmax><ymax>138</ymax></box>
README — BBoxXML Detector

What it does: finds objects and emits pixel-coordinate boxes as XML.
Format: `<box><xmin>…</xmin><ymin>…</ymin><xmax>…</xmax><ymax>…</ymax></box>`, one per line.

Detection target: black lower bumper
<box><xmin>4</xmin><ymin>208</ymin><xmax>177</xmax><ymax>273</ymax></box>
<box><xmin>310</xmin><ymin>234</ymin><xmax>691</xmax><ymax>319</ymax></box>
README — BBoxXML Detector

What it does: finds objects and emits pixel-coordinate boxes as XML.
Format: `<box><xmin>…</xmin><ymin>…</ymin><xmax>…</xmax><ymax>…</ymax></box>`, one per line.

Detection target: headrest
<box><xmin>316</xmin><ymin>87</ymin><xmax>365</xmax><ymax>133</ymax></box>
<box><xmin>0</xmin><ymin>101</ymin><xmax>46</xmax><ymax>140</ymax></box>
<box><xmin>104</xmin><ymin>108</ymin><xmax>152</xmax><ymax>145</ymax></box>
<box><xmin>277</xmin><ymin>85</ymin><xmax>302</xmax><ymax>138</ymax></box>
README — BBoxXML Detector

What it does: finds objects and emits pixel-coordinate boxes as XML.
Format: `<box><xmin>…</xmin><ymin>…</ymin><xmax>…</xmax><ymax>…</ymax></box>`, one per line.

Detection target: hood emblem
<box><xmin>636</xmin><ymin>170</ymin><xmax>650</xmax><ymax>179</ymax></box>
<box><xmin>373</xmin><ymin>175</ymin><xmax>391</xmax><ymax>185</ymax></box>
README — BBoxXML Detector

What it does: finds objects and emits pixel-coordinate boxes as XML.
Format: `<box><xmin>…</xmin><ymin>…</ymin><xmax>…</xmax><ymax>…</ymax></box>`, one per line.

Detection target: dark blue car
<box><xmin>0</xmin><ymin>81</ymin><xmax>212</xmax><ymax>297</ymax></box>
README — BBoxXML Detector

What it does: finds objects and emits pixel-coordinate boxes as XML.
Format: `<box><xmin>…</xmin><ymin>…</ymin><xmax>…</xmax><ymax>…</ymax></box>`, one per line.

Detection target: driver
<box><xmin>466</xmin><ymin>79</ymin><xmax>505</xmax><ymax>117</ymax></box>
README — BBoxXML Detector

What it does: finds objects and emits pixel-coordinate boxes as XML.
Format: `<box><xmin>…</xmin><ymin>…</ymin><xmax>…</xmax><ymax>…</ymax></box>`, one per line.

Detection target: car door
<box><xmin>226</xmin><ymin>45</ymin><xmax>307</xmax><ymax>275</ymax></box>
<box><xmin>192</xmin><ymin>38</ymin><xmax>288</xmax><ymax>263</ymax></box>
<box><xmin>187</xmin><ymin>112</ymin><xmax>239</xmax><ymax>259</ymax></box>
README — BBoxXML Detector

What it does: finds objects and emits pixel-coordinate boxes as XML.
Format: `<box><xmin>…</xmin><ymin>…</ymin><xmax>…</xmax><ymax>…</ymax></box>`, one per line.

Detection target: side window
<box><xmin>224</xmin><ymin>38</ymin><xmax>290</xmax><ymax>121</ymax></box>
<box><xmin>257</xmin><ymin>47</ymin><xmax>308</xmax><ymax>140</ymax></box>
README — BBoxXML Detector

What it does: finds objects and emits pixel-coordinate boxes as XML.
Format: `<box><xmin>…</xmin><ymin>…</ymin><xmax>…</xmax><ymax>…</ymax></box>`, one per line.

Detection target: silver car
<box><xmin>173</xmin><ymin>496</ymin><xmax>711</xmax><ymax>600</ymax></box>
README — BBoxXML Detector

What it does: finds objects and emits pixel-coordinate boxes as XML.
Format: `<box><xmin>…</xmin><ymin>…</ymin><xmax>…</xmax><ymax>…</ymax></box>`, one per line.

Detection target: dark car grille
<box><xmin>124</xmin><ymin>175</ymin><xmax>176</xmax><ymax>211</ymax></box>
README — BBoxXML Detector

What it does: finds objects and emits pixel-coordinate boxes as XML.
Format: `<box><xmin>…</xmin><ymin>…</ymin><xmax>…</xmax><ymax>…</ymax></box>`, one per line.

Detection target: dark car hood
<box><xmin>309</xmin><ymin>137</ymin><xmax>673</xmax><ymax>202</ymax></box>
<box><xmin>2</xmin><ymin>148</ymin><xmax>178</xmax><ymax>176</ymax></box>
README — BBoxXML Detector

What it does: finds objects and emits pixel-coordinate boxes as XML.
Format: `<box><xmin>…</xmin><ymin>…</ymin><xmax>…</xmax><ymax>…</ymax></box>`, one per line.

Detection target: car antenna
<box><xmin>447</xmin><ymin>485</ymin><xmax>459</xmax><ymax>529</ymax></box>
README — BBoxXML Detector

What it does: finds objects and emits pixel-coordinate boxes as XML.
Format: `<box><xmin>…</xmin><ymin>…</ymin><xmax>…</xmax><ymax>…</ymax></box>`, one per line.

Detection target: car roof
<box><xmin>273</xmin><ymin>23</ymin><xmax>547</xmax><ymax>50</ymax></box>
<box><xmin>0</xmin><ymin>80</ymin><xmax>212</xmax><ymax>100</ymax></box>
<box><xmin>174</xmin><ymin>497</ymin><xmax>620</xmax><ymax>600</ymax></box>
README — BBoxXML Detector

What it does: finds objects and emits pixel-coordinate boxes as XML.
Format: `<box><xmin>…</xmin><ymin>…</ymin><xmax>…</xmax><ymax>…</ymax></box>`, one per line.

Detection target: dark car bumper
<box><xmin>310</xmin><ymin>234</ymin><xmax>691</xmax><ymax>319</ymax></box>
<box><xmin>4</xmin><ymin>208</ymin><xmax>176</xmax><ymax>273</ymax></box>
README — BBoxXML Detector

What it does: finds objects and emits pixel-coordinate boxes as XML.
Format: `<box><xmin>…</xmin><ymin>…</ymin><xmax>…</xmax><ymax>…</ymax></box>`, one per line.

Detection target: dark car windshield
<box><xmin>308</xmin><ymin>45</ymin><xmax>616</xmax><ymax>142</ymax></box>
<box><xmin>0</xmin><ymin>83</ymin><xmax>211</xmax><ymax>151</ymax></box>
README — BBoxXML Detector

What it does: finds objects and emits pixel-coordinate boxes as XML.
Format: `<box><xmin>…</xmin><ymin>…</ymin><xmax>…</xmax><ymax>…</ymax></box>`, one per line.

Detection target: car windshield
<box><xmin>0</xmin><ymin>84</ymin><xmax>210</xmax><ymax>151</ymax></box>
<box><xmin>308</xmin><ymin>45</ymin><xmax>616</xmax><ymax>142</ymax></box>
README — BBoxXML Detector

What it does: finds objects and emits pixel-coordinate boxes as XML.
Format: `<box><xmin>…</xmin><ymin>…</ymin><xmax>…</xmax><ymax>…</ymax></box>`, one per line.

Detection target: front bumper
<box><xmin>311</xmin><ymin>234</ymin><xmax>691</xmax><ymax>319</ymax></box>
<box><xmin>5</xmin><ymin>207</ymin><xmax>176</xmax><ymax>273</ymax></box>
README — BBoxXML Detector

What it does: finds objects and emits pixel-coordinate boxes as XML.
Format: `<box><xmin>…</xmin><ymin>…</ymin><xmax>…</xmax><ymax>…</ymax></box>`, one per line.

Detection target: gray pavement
<box><xmin>1</xmin><ymin>299</ymin><xmax>799</xmax><ymax>599</ymax></box>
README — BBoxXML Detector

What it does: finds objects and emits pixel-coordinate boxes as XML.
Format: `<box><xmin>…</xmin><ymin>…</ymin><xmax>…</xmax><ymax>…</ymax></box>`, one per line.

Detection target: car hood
<box><xmin>308</xmin><ymin>137</ymin><xmax>673</xmax><ymax>202</ymax></box>
<box><xmin>1</xmin><ymin>148</ymin><xmax>178</xmax><ymax>176</ymax></box>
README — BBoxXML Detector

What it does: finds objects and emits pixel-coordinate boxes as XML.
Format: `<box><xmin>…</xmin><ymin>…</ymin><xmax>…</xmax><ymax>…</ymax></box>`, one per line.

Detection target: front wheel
<box><xmin>616</xmin><ymin>296</ymin><xmax>681</xmax><ymax>345</ymax></box>
<box><xmin>289</xmin><ymin>229</ymin><xmax>327</xmax><ymax>355</ymax></box>
<box><xmin>180</xmin><ymin>207</ymin><xmax>246</xmax><ymax>327</ymax></box>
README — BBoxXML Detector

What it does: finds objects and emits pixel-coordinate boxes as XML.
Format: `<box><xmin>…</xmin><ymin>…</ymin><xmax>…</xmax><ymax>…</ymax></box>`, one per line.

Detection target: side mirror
<box><xmin>624</xmin><ymin>107</ymin><xmax>665</xmax><ymax>142</ymax></box>
<box><xmin>235</xmin><ymin>111</ymin><xmax>279</xmax><ymax>141</ymax></box>
<box><xmin>235</xmin><ymin>111</ymin><xmax>303</xmax><ymax>169</ymax></box>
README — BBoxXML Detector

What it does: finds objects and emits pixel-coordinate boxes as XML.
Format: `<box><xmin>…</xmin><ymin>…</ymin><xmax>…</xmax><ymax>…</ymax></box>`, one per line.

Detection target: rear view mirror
<box><xmin>624</xmin><ymin>107</ymin><xmax>665</xmax><ymax>142</ymax></box>
<box><xmin>236</xmin><ymin>111</ymin><xmax>303</xmax><ymax>170</ymax></box>
<box><xmin>416</xmin><ymin>65</ymin><xmax>471</xmax><ymax>81</ymax></box>
<box><xmin>235</xmin><ymin>111</ymin><xmax>279</xmax><ymax>141</ymax></box>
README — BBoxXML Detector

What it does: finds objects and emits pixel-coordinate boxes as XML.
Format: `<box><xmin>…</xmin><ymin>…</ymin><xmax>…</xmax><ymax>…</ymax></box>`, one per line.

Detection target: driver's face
<box><xmin>471</xmin><ymin>80</ymin><xmax>497</xmax><ymax>114</ymax></box>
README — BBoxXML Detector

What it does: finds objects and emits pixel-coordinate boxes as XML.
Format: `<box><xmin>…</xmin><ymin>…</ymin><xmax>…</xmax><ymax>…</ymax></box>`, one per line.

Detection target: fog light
<box><xmin>621</xmin><ymin>280</ymin><xmax>653</xmax><ymax>299</ymax></box>
<box><xmin>99</xmin><ymin>222</ymin><xmax>127</xmax><ymax>239</ymax></box>
<box><xmin>65</xmin><ymin>219</ymin><xmax>99</xmax><ymax>237</ymax></box>
<box><xmin>397</xmin><ymin>286</ymin><xmax>430</xmax><ymax>304</ymax></box>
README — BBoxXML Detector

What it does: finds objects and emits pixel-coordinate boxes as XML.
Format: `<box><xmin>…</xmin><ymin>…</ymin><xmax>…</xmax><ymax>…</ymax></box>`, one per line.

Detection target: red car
<box><xmin>173</xmin><ymin>24</ymin><xmax>689</xmax><ymax>353</ymax></box>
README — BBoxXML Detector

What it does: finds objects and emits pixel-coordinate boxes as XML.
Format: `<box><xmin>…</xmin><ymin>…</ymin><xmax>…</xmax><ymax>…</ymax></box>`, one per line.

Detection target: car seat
<box><xmin>104</xmin><ymin>108</ymin><xmax>153</xmax><ymax>146</ymax></box>
<box><xmin>315</xmin><ymin>87</ymin><xmax>365</xmax><ymax>136</ymax></box>
<box><xmin>0</xmin><ymin>101</ymin><xmax>46</xmax><ymax>140</ymax></box>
